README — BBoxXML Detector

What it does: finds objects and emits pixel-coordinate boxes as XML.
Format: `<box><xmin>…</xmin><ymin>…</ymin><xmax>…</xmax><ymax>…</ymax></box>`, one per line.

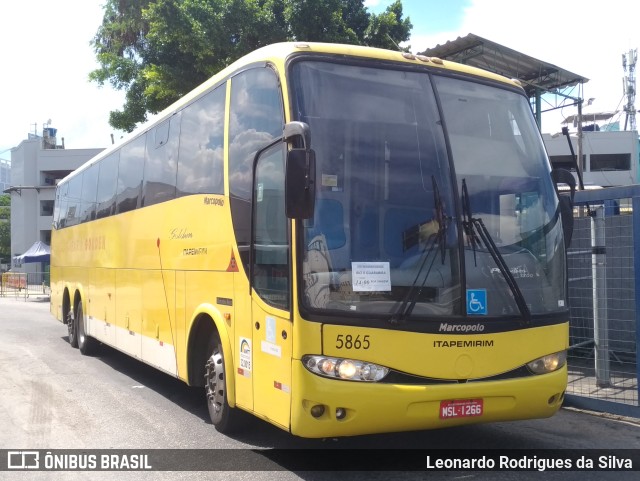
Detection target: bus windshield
<box><xmin>290</xmin><ymin>59</ymin><xmax>566</xmax><ymax>320</ymax></box>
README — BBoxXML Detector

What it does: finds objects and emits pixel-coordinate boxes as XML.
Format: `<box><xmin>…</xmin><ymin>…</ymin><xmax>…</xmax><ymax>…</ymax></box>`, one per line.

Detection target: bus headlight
<box><xmin>303</xmin><ymin>355</ymin><xmax>389</xmax><ymax>382</ymax></box>
<box><xmin>526</xmin><ymin>351</ymin><xmax>567</xmax><ymax>374</ymax></box>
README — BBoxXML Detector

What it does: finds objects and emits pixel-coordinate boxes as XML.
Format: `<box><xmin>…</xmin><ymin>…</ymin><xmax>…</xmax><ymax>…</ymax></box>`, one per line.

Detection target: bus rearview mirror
<box><xmin>285</xmin><ymin>149</ymin><xmax>316</xmax><ymax>219</ymax></box>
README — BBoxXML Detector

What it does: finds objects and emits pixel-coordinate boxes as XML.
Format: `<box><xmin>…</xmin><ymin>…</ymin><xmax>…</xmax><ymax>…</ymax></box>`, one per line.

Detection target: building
<box><xmin>5</xmin><ymin>130</ymin><xmax>103</xmax><ymax>273</ymax></box>
<box><xmin>542</xmin><ymin>130</ymin><xmax>640</xmax><ymax>188</ymax></box>
<box><xmin>0</xmin><ymin>157</ymin><xmax>10</xmax><ymax>192</ymax></box>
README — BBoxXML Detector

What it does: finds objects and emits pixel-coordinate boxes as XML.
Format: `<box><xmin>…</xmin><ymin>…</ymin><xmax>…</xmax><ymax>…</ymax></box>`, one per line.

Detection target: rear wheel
<box><xmin>204</xmin><ymin>333</ymin><xmax>244</xmax><ymax>433</ymax></box>
<box><xmin>66</xmin><ymin>303</ymin><xmax>78</xmax><ymax>348</ymax></box>
<box><xmin>77</xmin><ymin>302</ymin><xmax>98</xmax><ymax>355</ymax></box>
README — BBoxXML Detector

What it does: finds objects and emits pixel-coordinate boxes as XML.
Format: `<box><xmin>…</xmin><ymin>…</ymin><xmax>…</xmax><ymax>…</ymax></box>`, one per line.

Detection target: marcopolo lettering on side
<box><xmin>439</xmin><ymin>322</ymin><xmax>485</xmax><ymax>333</ymax></box>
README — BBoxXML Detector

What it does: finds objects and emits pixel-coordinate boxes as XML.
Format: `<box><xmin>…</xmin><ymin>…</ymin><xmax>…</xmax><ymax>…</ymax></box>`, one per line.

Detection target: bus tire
<box><xmin>76</xmin><ymin>302</ymin><xmax>98</xmax><ymax>356</ymax></box>
<box><xmin>204</xmin><ymin>332</ymin><xmax>243</xmax><ymax>433</ymax></box>
<box><xmin>66</xmin><ymin>302</ymin><xmax>78</xmax><ymax>348</ymax></box>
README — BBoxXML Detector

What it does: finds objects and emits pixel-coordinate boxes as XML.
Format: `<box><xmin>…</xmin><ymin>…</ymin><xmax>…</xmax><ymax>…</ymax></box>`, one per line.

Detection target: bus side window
<box><xmin>229</xmin><ymin>67</ymin><xmax>284</xmax><ymax>271</ymax></box>
<box><xmin>177</xmin><ymin>86</ymin><xmax>225</xmax><ymax>196</ymax></box>
<box><xmin>253</xmin><ymin>144</ymin><xmax>289</xmax><ymax>310</ymax></box>
<box><xmin>65</xmin><ymin>174</ymin><xmax>83</xmax><ymax>227</ymax></box>
<box><xmin>116</xmin><ymin>135</ymin><xmax>146</xmax><ymax>214</ymax></box>
<box><xmin>79</xmin><ymin>163</ymin><xmax>99</xmax><ymax>223</ymax></box>
<box><xmin>96</xmin><ymin>152</ymin><xmax>119</xmax><ymax>219</ymax></box>
<box><xmin>55</xmin><ymin>183</ymin><xmax>68</xmax><ymax>228</ymax></box>
<box><xmin>142</xmin><ymin>113</ymin><xmax>180</xmax><ymax>207</ymax></box>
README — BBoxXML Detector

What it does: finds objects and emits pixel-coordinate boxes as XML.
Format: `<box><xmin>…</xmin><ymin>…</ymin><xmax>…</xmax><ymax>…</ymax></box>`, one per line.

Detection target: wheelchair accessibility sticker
<box><xmin>466</xmin><ymin>289</ymin><xmax>487</xmax><ymax>315</ymax></box>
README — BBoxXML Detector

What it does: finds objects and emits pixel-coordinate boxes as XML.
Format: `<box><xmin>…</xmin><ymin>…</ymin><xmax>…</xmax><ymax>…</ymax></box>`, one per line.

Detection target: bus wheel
<box><xmin>77</xmin><ymin>302</ymin><xmax>98</xmax><ymax>356</ymax></box>
<box><xmin>204</xmin><ymin>333</ymin><xmax>242</xmax><ymax>433</ymax></box>
<box><xmin>66</xmin><ymin>305</ymin><xmax>78</xmax><ymax>348</ymax></box>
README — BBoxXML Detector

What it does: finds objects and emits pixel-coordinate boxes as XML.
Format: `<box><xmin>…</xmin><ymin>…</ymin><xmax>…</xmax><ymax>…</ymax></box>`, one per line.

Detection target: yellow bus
<box><xmin>51</xmin><ymin>42</ymin><xmax>569</xmax><ymax>438</ymax></box>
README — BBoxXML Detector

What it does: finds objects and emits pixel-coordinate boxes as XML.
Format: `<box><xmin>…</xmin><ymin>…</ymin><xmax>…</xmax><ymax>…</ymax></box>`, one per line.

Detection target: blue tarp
<box><xmin>15</xmin><ymin>241</ymin><xmax>50</xmax><ymax>263</ymax></box>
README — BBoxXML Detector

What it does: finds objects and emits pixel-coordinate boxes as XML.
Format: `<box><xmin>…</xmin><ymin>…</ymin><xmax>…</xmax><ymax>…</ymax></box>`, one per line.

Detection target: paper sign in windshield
<box><xmin>352</xmin><ymin>262</ymin><xmax>391</xmax><ymax>292</ymax></box>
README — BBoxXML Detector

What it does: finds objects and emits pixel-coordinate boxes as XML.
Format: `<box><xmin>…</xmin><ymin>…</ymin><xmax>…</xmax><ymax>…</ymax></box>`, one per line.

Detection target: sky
<box><xmin>2</xmin><ymin>0</ymin><xmax>640</xmax><ymax>161</ymax></box>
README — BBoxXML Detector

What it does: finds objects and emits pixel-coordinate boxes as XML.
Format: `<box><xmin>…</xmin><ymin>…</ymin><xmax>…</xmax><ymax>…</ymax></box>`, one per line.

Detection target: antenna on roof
<box><xmin>386</xmin><ymin>34</ymin><xmax>402</xmax><ymax>52</ymax></box>
<box><xmin>622</xmin><ymin>48</ymin><xmax>637</xmax><ymax>131</ymax></box>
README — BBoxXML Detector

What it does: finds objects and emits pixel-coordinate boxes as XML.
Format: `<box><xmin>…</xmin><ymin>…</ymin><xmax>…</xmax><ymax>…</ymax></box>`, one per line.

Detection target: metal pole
<box><xmin>535</xmin><ymin>87</ymin><xmax>542</xmax><ymax>130</ymax></box>
<box><xmin>591</xmin><ymin>205</ymin><xmax>610</xmax><ymax>387</ymax></box>
<box><xmin>576</xmin><ymin>100</ymin><xmax>585</xmax><ymax>189</ymax></box>
<box><xmin>633</xmin><ymin>195</ymin><xmax>640</xmax><ymax>405</ymax></box>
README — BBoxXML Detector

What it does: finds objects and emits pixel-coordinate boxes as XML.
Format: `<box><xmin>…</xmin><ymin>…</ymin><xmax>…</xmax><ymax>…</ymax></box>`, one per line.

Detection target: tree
<box><xmin>90</xmin><ymin>0</ymin><xmax>412</xmax><ymax>132</ymax></box>
<box><xmin>365</xmin><ymin>1</ymin><xmax>412</xmax><ymax>51</ymax></box>
<box><xmin>0</xmin><ymin>194</ymin><xmax>10</xmax><ymax>267</ymax></box>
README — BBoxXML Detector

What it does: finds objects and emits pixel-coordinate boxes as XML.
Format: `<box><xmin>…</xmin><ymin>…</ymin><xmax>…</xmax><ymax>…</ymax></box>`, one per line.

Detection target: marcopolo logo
<box><xmin>439</xmin><ymin>322</ymin><xmax>485</xmax><ymax>333</ymax></box>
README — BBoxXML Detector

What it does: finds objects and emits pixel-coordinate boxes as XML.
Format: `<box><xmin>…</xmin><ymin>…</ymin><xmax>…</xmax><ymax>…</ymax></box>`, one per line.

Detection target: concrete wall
<box><xmin>543</xmin><ymin>130</ymin><xmax>639</xmax><ymax>187</ymax></box>
<box><xmin>9</xmin><ymin>138</ymin><xmax>103</xmax><ymax>273</ymax></box>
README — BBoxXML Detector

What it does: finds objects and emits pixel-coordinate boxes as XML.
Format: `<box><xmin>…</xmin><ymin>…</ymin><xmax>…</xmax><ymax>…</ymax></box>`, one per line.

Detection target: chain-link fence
<box><xmin>566</xmin><ymin>186</ymin><xmax>639</xmax><ymax>418</ymax></box>
<box><xmin>0</xmin><ymin>272</ymin><xmax>50</xmax><ymax>300</ymax></box>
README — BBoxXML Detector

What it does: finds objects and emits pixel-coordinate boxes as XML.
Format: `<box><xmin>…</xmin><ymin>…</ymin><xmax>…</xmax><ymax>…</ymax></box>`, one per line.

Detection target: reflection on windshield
<box><xmin>436</xmin><ymin>76</ymin><xmax>566</xmax><ymax>317</ymax></box>
<box><xmin>291</xmin><ymin>60</ymin><xmax>566</xmax><ymax>319</ymax></box>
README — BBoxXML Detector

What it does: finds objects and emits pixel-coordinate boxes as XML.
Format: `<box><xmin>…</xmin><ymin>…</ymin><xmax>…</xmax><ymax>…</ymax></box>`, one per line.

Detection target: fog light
<box><xmin>310</xmin><ymin>404</ymin><xmax>325</xmax><ymax>418</ymax></box>
<box><xmin>335</xmin><ymin>408</ymin><xmax>347</xmax><ymax>420</ymax></box>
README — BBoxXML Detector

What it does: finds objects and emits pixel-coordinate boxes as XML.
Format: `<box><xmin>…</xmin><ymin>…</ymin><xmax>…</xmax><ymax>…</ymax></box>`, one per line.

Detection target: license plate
<box><xmin>440</xmin><ymin>399</ymin><xmax>483</xmax><ymax>419</ymax></box>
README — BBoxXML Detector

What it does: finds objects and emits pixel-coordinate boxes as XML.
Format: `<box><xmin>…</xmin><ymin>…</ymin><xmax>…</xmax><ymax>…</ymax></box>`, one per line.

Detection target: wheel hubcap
<box><xmin>67</xmin><ymin>310</ymin><xmax>74</xmax><ymax>339</ymax></box>
<box><xmin>205</xmin><ymin>348</ymin><xmax>225</xmax><ymax>420</ymax></box>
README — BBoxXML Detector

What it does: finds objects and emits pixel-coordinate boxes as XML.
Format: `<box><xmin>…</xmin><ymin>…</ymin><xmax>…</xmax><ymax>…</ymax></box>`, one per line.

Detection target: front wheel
<box><xmin>204</xmin><ymin>333</ymin><xmax>245</xmax><ymax>433</ymax></box>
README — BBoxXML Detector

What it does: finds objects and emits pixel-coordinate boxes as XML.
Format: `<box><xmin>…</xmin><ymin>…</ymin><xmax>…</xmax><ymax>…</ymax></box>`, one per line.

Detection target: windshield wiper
<box><xmin>432</xmin><ymin>175</ymin><xmax>447</xmax><ymax>265</ymax></box>
<box><xmin>389</xmin><ymin>176</ymin><xmax>449</xmax><ymax>325</ymax></box>
<box><xmin>461</xmin><ymin>179</ymin><xmax>531</xmax><ymax>324</ymax></box>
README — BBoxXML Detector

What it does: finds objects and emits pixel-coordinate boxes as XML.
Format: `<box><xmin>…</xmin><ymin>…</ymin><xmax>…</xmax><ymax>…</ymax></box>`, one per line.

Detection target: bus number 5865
<box><xmin>336</xmin><ymin>334</ymin><xmax>370</xmax><ymax>349</ymax></box>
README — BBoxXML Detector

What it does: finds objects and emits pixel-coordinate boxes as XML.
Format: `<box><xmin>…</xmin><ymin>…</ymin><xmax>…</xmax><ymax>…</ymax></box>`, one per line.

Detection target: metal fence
<box><xmin>0</xmin><ymin>272</ymin><xmax>50</xmax><ymax>300</ymax></box>
<box><xmin>565</xmin><ymin>185</ymin><xmax>640</xmax><ymax>418</ymax></box>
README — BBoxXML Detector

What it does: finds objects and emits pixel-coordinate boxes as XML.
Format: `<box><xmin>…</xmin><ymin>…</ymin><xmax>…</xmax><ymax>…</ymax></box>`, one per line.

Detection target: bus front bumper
<box><xmin>289</xmin><ymin>360</ymin><xmax>567</xmax><ymax>438</ymax></box>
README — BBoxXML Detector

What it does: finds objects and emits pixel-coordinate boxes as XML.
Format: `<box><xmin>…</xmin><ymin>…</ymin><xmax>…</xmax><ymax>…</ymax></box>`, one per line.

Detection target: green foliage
<box><xmin>285</xmin><ymin>0</ymin><xmax>367</xmax><ymax>44</ymax></box>
<box><xmin>365</xmin><ymin>1</ymin><xmax>412</xmax><ymax>51</ymax></box>
<box><xmin>90</xmin><ymin>0</ymin><xmax>412</xmax><ymax>132</ymax></box>
<box><xmin>0</xmin><ymin>194</ymin><xmax>10</xmax><ymax>265</ymax></box>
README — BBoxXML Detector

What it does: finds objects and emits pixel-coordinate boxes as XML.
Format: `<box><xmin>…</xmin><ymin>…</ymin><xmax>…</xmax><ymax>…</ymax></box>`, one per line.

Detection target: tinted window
<box><xmin>143</xmin><ymin>114</ymin><xmax>180</xmax><ymax>206</ymax></box>
<box><xmin>53</xmin><ymin>183</ymin><xmax>67</xmax><ymax>228</ymax></box>
<box><xmin>116</xmin><ymin>135</ymin><xmax>146</xmax><ymax>214</ymax></box>
<box><xmin>65</xmin><ymin>174</ymin><xmax>84</xmax><ymax>227</ymax></box>
<box><xmin>253</xmin><ymin>144</ymin><xmax>289</xmax><ymax>310</ymax></box>
<box><xmin>96</xmin><ymin>152</ymin><xmax>119</xmax><ymax>219</ymax></box>
<box><xmin>590</xmin><ymin>153</ymin><xmax>630</xmax><ymax>171</ymax></box>
<box><xmin>177</xmin><ymin>87</ymin><xmax>225</xmax><ymax>196</ymax></box>
<box><xmin>229</xmin><ymin>67</ymin><xmax>283</xmax><ymax>200</ymax></box>
<box><xmin>228</xmin><ymin>67</ymin><xmax>284</xmax><ymax>273</ymax></box>
<box><xmin>79</xmin><ymin>163</ymin><xmax>99</xmax><ymax>222</ymax></box>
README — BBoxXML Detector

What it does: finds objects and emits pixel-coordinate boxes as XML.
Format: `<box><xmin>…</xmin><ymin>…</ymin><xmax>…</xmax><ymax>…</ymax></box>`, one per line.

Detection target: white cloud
<box><xmin>0</xmin><ymin>0</ymin><xmax>125</xmax><ymax>156</ymax></box>
<box><xmin>363</xmin><ymin>0</ymin><xmax>385</xmax><ymax>8</ymax></box>
<box><xmin>2</xmin><ymin>0</ymin><xmax>638</xmax><ymax>158</ymax></box>
<box><xmin>409</xmin><ymin>0</ymin><xmax>640</xmax><ymax>133</ymax></box>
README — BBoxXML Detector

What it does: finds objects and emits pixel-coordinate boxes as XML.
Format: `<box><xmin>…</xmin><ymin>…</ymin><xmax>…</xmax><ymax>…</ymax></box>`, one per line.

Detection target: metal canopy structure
<box><xmin>420</xmin><ymin>33</ymin><xmax>590</xmax><ymax>128</ymax></box>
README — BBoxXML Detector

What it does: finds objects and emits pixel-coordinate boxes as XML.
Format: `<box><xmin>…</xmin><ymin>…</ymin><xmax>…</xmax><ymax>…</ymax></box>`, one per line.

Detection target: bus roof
<box><xmin>61</xmin><ymin>42</ymin><xmax>521</xmax><ymax>182</ymax></box>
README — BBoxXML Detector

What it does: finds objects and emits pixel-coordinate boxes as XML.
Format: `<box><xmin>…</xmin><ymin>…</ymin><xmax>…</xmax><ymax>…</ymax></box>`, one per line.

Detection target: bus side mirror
<box><xmin>283</xmin><ymin>121</ymin><xmax>315</xmax><ymax>219</ymax></box>
<box><xmin>285</xmin><ymin>148</ymin><xmax>316</xmax><ymax>219</ymax></box>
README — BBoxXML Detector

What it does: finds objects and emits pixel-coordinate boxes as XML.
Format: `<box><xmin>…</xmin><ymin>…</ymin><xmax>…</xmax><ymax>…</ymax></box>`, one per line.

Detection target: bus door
<box><xmin>250</xmin><ymin>144</ymin><xmax>293</xmax><ymax>429</ymax></box>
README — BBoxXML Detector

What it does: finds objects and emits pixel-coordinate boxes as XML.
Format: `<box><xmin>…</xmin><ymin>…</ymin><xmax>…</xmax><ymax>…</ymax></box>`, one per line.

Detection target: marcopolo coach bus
<box><xmin>51</xmin><ymin>42</ymin><xmax>570</xmax><ymax>438</ymax></box>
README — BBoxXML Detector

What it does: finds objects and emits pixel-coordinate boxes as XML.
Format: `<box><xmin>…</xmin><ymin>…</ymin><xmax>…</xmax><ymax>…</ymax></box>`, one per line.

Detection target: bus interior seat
<box><xmin>307</xmin><ymin>198</ymin><xmax>345</xmax><ymax>251</ymax></box>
